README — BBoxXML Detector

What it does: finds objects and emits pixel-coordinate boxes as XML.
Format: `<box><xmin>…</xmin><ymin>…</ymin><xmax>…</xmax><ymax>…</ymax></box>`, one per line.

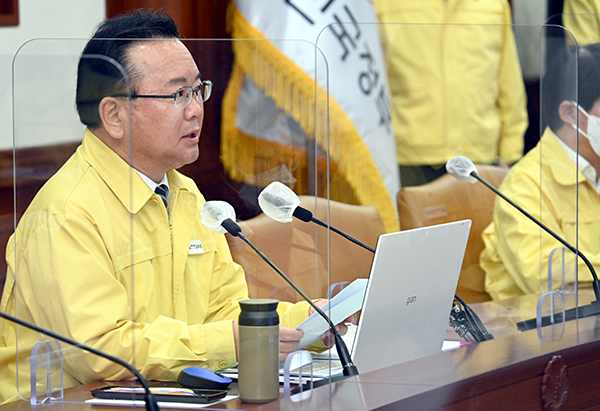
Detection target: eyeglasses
<box><xmin>119</xmin><ymin>80</ymin><xmax>213</xmax><ymax>108</ymax></box>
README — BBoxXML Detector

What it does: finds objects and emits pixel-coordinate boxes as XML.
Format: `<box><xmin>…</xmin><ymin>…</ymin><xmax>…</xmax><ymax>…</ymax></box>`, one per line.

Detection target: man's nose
<box><xmin>185</xmin><ymin>97</ymin><xmax>203</xmax><ymax>120</ymax></box>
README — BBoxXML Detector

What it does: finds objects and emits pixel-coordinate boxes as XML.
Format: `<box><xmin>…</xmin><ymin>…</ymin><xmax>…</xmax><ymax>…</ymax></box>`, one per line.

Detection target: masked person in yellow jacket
<box><xmin>480</xmin><ymin>43</ymin><xmax>600</xmax><ymax>300</ymax></box>
<box><xmin>0</xmin><ymin>10</ymin><xmax>346</xmax><ymax>404</ymax></box>
<box><xmin>374</xmin><ymin>0</ymin><xmax>528</xmax><ymax>186</ymax></box>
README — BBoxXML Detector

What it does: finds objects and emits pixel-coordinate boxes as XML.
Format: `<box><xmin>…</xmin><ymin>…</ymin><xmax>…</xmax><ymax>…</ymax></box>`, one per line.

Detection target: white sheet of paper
<box><xmin>296</xmin><ymin>278</ymin><xmax>367</xmax><ymax>349</ymax></box>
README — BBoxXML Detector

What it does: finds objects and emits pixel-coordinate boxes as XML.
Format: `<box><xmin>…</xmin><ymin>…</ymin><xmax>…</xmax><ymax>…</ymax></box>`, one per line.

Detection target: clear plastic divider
<box><xmin>5</xmin><ymin>9</ymin><xmax>600</xmax><ymax>409</ymax></box>
<box><xmin>30</xmin><ymin>340</ymin><xmax>63</xmax><ymax>405</ymax></box>
<box><xmin>11</xmin><ymin>38</ymin><xmax>134</xmax><ymax>403</ymax></box>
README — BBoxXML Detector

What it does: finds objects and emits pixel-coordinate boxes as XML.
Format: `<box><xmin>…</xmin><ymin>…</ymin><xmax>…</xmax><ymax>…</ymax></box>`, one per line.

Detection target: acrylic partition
<box><xmin>9</xmin><ymin>38</ymin><xmax>136</xmax><ymax>403</ymax></box>
<box><xmin>4</xmin><ymin>18</ymin><xmax>600</xmax><ymax>409</ymax></box>
<box><xmin>315</xmin><ymin>17</ymin><xmax>595</xmax><ymax>381</ymax></box>
<box><xmin>7</xmin><ymin>36</ymin><xmax>342</xmax><ymax>406</ymax></box>
<box><xmin>216</xmin><ymin>35</ymin><xmax>356</xmax><ymax>391</ymax></box>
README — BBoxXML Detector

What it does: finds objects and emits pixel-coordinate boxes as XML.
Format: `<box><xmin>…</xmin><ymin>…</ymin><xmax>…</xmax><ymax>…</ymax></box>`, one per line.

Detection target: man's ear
<box><xmin>98</xmin><ymin>97</ymin><xmax>129</xmax><ymax>139</ymax></box>
<box><xmin>559</xmin><ymin>100</ymin><xmax>581</xmax><ymax>126</ymax></box>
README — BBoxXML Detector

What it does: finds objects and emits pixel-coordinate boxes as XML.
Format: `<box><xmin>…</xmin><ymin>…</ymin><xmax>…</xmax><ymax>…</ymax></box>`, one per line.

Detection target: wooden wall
<box><xmin>0</xmin><ymin>0</ymin><xmax>19</xmax><ymax>26</ymax></box>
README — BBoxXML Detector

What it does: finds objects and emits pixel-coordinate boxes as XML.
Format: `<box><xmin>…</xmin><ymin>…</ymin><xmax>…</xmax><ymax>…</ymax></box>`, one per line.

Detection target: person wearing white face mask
<box><xmin>480</xmin><ymin>43</ymin><xmax>600</xmax><ymax>301</ymax></box>
<box><xmin>571</xmin><ymin>102</ymin><xmax>600</xmax><ymax>160</ymax></box>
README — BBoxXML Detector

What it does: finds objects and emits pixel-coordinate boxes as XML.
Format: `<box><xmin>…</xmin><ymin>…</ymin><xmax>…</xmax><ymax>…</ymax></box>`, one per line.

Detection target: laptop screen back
<box><xmin>351</xmin><ymin>220</ymin><xmax>471</xmax><ymax>374</ymax></box>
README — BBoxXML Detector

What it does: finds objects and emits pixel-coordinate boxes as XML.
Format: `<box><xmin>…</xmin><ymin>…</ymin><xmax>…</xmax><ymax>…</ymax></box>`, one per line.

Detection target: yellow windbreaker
<box><xmin>481</xmin><ymin>128</ymin><xmax>600</xmax><ymax>300</ymax></box>
<box><xmin>374</xmin><ymin>0</ymin><xmax>527</xmax><ymax>166</ymax></box>
<box><xmin>563</xmin><ymin>0</ymin><xmax>600</xmax><ymax>46</ymax></box>
<box><xmin>0</xmin><ymin>129</ymin><xmax>312</xmax><ymax>403</ymax></box>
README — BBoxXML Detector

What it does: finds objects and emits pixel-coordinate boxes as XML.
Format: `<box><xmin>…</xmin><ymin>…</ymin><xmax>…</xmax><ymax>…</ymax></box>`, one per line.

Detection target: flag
<box><xmin>222</xmin><ymin>0</ymin><xmax>399</xmax><ymax>232</ymax></box>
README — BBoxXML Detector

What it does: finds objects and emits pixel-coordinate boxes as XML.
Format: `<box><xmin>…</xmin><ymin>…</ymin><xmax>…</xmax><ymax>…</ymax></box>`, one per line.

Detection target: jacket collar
<box><xmin>79</xmin><ymin>128</ymin><xmax>153</xmax><ymax>214</ymax></box>
<box><xmin>542</xmin><ymin>127</ymin><xmax>589</xmax><ymax>188</ymax></box>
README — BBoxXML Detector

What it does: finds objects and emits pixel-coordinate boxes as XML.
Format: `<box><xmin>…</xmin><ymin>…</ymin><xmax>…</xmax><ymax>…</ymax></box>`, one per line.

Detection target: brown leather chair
<box><xmin>226</xmin><ymin>196</ymin><xmax>386</xmax><ymax>302</ymax></box>
<box><xmin>397</xmin><ymin>165</ymin><xmax>509</xmax><ymax>303</ymax></box>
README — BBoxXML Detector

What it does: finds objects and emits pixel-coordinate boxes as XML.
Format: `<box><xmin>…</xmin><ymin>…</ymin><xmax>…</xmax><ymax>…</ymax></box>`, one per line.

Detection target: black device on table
<box><xmin>90</xmin><ymin>385</ymin><xmax>228</xmax><ymax>404</ymax></box>
<box><xmin>91</xmin><ymin>367</ymin><xmax>233</xmax><ymax>404</ymax></box>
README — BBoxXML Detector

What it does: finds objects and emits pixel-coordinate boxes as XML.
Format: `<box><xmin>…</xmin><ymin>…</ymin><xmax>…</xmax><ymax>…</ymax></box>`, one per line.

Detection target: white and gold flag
<box><xmin>222</xmin><ymin>0</ymin><xmax>399</xmax><ymax>231</ymax></box>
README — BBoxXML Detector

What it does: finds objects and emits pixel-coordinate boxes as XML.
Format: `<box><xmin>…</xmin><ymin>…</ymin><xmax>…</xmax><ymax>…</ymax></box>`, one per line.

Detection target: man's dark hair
<box><xmin>542</xmin><ymin>42</ymin><xmax>600</xmax><ymax>132</ymax></box>
<box><xmin>76</xmin><ymin>9</ymin><xmax>180</xmax><ymax>128</ymax></box>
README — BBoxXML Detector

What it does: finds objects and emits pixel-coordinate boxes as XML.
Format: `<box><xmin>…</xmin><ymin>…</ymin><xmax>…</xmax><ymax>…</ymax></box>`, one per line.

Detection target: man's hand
<box><xmin>279</xmin><ymin>326</ymin><xmax>304</xmax><ymax>361</ymax></box>
<box><xmin>310</xmin><ymin>299</ymin><xmax>357</xmax><ymax>347</ymax></box>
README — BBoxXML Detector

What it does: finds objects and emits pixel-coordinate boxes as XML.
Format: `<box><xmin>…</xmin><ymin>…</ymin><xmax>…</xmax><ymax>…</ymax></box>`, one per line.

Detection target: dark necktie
<box><xmin>155</xmin><ymin>184</ymin><xmax>169</xmax><ymax>209</ymax></box>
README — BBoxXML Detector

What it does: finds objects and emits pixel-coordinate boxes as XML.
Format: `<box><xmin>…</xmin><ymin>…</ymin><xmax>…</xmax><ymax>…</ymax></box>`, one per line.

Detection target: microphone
<box><xmin>258</xmin><ymin>182</ymin><xmax>493</xmax><ymax>342</ymax></box>
<box><xmin>445</xmin><ymin>156</ymin><xmax>479</xmax><ymax>183</ymax></box>
<box><xmin>199</xmin><ymin>201</ymin><xmax>359</xmax><ymax>377</ymax></box>
<box><xmin>446</xmin><ymin>156</ymin><xmax>600</xmax><ymax>331</ymax></box>
<box><xmin>258</xmin><ymin>181</ymin><xmax>375</xmax><ymax>253</ymax></box>
<box><xmin>0</xmin><ymin>311</ymin><xmax>159</xmax><ymax>411</ymax></box>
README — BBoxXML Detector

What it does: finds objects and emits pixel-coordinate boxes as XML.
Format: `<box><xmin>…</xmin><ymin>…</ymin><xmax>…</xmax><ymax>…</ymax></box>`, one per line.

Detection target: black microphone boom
<box><xmin>292</xmin><ymin>207</ymin><xmax>376</xmax><ymax>253</ymax></box>
<box><xmin>0</xmin><ymin>310</ymin><xmax>159</xmax><ymax>411</ymax></box>
<box><xmin>448</xmin><ymin>156</ymin><xmax>600</xmax><ymax>331</ymax></box>
<box><xmin>221</xmin><ymin>219</ymin><xmax>359</xmax><ymax>377</ymax></box>
<box><xmin>471</xmin><ymin>172</ymin><xmax>600</xmax><ymax>301</ymax></box>
<box><xmin>258</xmin><ymin>183</ymin><xmax>375</xmax><ymax>253</ymax></box>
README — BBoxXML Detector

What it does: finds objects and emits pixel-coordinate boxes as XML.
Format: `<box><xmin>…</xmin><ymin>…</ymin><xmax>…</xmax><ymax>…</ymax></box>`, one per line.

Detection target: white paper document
<box><xmin>296</xmin><ymin>278</ymin><xmax>368</xmax><ymax>349</ymax></box>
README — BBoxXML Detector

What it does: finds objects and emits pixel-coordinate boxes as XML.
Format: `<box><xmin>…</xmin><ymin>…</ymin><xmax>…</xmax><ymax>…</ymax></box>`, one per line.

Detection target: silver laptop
<box><xmin>311</xmin><ymin>219</ymin><xmax>471</xmax><ymax>376</ymax></box>
<box><xmin>225</xmin><ymin>220</ymin><xmax>471</xmax><ymax>381</ymax></box>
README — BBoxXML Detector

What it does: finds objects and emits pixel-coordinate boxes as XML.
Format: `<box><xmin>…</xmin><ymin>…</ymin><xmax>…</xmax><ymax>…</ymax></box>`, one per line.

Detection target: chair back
<box><xmin>226</xmin><ymin>196</ymin><xmax>386</xmax><ymax>302</ymax></box>
<box><xmin>397</xmin><ymin>165</ymin><xmax>509</xmax><ymax>303</ymax></box>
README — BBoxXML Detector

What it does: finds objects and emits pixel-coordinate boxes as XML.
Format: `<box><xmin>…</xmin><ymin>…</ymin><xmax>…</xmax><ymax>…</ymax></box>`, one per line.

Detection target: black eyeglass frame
<box><xmin>116</xmin><ymin>80</ymin><xmax>213</xmax><ymax>108</ymax></box>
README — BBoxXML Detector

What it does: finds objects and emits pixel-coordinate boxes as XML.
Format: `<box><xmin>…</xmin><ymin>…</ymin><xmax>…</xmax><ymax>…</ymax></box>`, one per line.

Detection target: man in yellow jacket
<box><xmin>374</xmin><ymin>0</ymin><xmax>528</xmax><ymax>186</ymax></box>
<box><xmin>481</xmin><ymin>43</ymin><xmax>600</xmax><ymax>300</ymax></box>
<box><xmin>0</xmin><ymin>10</ymin><xmax>336</xmax><ymax>404</ymax></box>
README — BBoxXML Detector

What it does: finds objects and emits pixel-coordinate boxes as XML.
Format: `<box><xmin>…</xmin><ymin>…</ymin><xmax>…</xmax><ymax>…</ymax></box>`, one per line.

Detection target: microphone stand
<box><xmin>221</xmin><ymin>220</ymin><xmax>359</xmax><ymax>377</ymax></box>
<box><xmin>469</xmin><ymin>171</ymin><xmax>600</xmax><ymax>331</ymax></box>
<box><xmin>0</xmin><ymin>311</ymin><xmax>159</xmax><ymax>411</ymax></box>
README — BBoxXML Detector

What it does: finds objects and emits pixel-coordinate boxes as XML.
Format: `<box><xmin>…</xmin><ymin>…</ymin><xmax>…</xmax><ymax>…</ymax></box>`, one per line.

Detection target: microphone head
<box><xmin>258</xmin><ymin>181</ymin><xmax>301</xmax><ymax>223</ymax></box>
<box><xmin>200</xmin><ymin>201</ymin><xmax>238</xmax><ymax>234</ymax></box>
<box><xmin>292</xmin><ymin>206</ymin><xmax>313</xmax><ymax>223</ymax></box>
<box><xmin>221</xmin><ymin>219</ymin><xmax>242</xmax><ymax>237</ymax></box>
<box><xmin>446</xmin><ymin>156</ymin><xmax>478</xmax><ymax>183</ymax></box>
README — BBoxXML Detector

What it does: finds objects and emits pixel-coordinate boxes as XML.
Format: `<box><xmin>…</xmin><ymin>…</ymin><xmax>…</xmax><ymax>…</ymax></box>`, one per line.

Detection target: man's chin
<box><xmin>176</xmin><ymin>150</ymin><xmax>200</xmax><ymax>169</ymax></box>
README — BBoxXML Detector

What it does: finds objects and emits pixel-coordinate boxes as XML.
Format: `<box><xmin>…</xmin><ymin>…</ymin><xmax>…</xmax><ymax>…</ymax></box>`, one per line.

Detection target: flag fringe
<box><xmin>222</xmin><ymin>2</ymin><xmax>399</xmax><ymax>232</ymax></box>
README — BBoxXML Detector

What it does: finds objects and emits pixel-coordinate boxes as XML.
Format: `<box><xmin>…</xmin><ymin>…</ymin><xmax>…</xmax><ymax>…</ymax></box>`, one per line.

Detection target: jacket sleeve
<box><xmin>496</xmin><ymin>2</ymin><xmax>527</xmax><ymax>165</ymax></box>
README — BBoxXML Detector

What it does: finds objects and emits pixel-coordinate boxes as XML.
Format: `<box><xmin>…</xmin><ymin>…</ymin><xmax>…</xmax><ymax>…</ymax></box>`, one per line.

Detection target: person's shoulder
<box><xmin>13</xmin><ymin>148</ymin><xmax>99</xmax><ymax>236</ymax></box>
<box><xmin>21</xmin><ymin>146</ymin><xmax>110</xmax><ymax>224</ymax></box>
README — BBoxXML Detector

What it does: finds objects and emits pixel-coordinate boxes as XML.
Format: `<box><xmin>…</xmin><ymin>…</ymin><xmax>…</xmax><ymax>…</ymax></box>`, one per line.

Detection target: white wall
<box><xmin>0</xmin><ymin>0</ymin><xmax>105</xmax><ymax>150</ymax></box>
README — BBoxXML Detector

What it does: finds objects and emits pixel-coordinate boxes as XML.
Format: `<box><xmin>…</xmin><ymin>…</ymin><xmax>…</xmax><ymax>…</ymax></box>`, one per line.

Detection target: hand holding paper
<box><xmin>296</xmin><ymin>279</ymin><xmax>368</xmax><ymax>349</ymax></box>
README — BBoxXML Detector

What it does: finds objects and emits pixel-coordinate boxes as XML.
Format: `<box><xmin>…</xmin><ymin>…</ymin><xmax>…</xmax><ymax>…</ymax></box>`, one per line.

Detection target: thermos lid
<box><xmin>239</xmin><ymin>299</ymin><xmax>279</xmax><ymax>311</ymax></box>
<box><xmin>239</xmin><ymin>299</ymin><xmax>279</xmax><ymax>326</ymax></box>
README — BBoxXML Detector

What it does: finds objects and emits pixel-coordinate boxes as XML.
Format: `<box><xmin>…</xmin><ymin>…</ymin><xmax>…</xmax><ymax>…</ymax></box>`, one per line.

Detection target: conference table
<box><xmin>2</xmin><ymin>292</ymin><xmax>600</xmax><ymax>411</ymax></box>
